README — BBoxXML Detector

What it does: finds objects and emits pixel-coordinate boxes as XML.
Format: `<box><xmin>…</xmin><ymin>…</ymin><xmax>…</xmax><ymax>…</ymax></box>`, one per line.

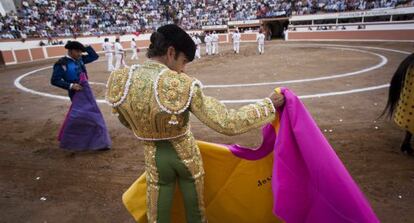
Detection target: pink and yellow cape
<box><xmin>122</xmin><ymin>88</ymin><xmax>379</xmax><ymax>223</ymax></box>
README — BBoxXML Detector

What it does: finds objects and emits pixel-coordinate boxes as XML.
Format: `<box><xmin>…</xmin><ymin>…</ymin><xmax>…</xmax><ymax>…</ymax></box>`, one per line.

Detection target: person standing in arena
<box><xmin>257</xmin><ymin>30</ymin><xmax>266</xmax><ymax>55</ymax></box>
<box><xmin>130</xmin><ymin>38</ymin><xmax>139</xmax><ymax>60</ymax></box>
<box><xmin>283</xmin><ymin>28</ymin><xmax>288</xmax><ymax>41</ymax></box>
<box><xmin>115</xmin><ymin>37</ymin><xmax>129</xmax><ymax>69</ymax></box>
<box><xmin>382</xmin><ymin>54</ymin><xmax>414</xmax><ymax>154</ymax></box>
<box><xmin>191</xmin><ymin>34</ymin><xmax>196</xmax><ymax>54</ymax></box>
<box><xmin>194</xmin><ymin>34</ymin><xmax>202</xmax><ymax>59</ymax></box>
<box><xmin>204</xmin><ymin>32</ymin><xmax>208</xmax><ymax>55</ymax></box>
<box><xmin>51</xmin><ymin>41</ymin><xmax>111</xmax><ymax>151</ymax></box>
<box><xmin>212</xmin><ymin>31</ymin><xmax>219</xmax><ymax>55</ymax></box>
<box><xmin>232</xmin><ymin>30</ymin><xmax>241</xmax><ymax>54</ymax></box>
<box><xmin>106</xmin><ymin>24</ymin><xmax>284</xmax><ymax>223</ymax></box>
<box><xmin>204</xmin><ymin>32</ymin><xmax>212</xmax><ymax>56</ymax></box>
<box><xmin>102</xmin><ymin>38</ymin><xmax>114</xmax><ymax>72</ymax></box>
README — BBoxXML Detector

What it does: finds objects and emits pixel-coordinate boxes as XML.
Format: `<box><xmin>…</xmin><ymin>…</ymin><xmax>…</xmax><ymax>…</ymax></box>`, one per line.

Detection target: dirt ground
<box><xmin>0</xmin><ymin>41</ymin><xmax>413</xmax><ymax>223</ymax></box>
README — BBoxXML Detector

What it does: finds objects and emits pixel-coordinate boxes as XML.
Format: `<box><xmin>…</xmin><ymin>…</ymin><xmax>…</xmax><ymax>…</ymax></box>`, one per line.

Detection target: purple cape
<box><xmin>58</xmin><ymin>74</ymin><xmax>111</xmax><ymax>151</ymax></box>
<box><xmin>228</xmin><ymin>88</ymin><xmax>379</xmax><ymax>223</ymax></box>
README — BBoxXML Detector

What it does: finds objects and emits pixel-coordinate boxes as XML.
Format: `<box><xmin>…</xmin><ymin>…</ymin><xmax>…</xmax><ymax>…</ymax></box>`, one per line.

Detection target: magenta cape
<box><xmin>228</xmin><ymin>88</ymin><xmax>379</xmax><ymax>223</ymax></box>
<box><xmin>58</xmin><ymin>73</ymin><xmax>111</xmax><ymax>151</ymax></box>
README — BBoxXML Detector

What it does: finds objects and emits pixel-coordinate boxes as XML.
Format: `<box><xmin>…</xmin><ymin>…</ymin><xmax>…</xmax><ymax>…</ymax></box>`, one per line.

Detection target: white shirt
<box><xmin>102</xmin><ymin>42</ymin><xmax>113</xmax><ymax>54</ymax></box>
<box><xmin>256</xmin><ymin>33</ymin><xmax>265</xmax><ymax>44</ymax></box>
<box><xmin>205</xmin><ymin>35</ymin><xmax>212</xmax><ymax>44</ymax></box>
<box><xmin>195</xmin><ymin>37</ymin><xmax>202</xmax><ymax>46</ymax></box>
<box><xmin>131</xmin><ymin>40</ymin><xmax>137</xmax><ymax>48</ymax></box>
<box><xmin>114</xmin><ymin>42</ymin><xmax>124</xmax><ymax>54</ymax></box>
<box><xmin>212</xmin><ymin>34</ymin><xmax>219</xmax><ymax>42</ymax></box>
<box><xmin>193</xmin><ymin>37</ymin><xmax>201</xmax><ymax>46</ymax></box>
<box><xmin>232</xmin><ymin>33</ymin><xmax>241</xmax><ymax>43</ymax></box>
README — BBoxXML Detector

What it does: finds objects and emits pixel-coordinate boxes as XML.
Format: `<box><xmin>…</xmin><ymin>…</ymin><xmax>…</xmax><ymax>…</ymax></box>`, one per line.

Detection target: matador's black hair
<box><xmin>147</xmin><ymin>24</ymin><xmax>196</xmax><ymax>62</ymax></box>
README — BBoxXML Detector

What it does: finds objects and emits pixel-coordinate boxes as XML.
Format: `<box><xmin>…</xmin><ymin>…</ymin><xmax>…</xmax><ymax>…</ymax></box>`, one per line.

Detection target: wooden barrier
<box><xmin>30</xmin><ymin>48</ymin><xmax>45</xmax><ymax>60</ymax></box>
<box><xmin>14</xmin><ymin>49</ymin><xmax>31</xmax><ymax>62</ymax></box>
<box><xmin>241</xmin><ymin>33</ymin><xmax>258</xmax><ymax>41</ymax></box>
<box><xmin>2</xmin><ymin>51</ymin><xmax>15</xmax><ymax>64</ymax></box>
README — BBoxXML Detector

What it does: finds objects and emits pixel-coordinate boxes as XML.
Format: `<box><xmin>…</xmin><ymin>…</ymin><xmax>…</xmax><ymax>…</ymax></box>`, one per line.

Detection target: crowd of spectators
<box><xmin>293</xmin><ymin>0</ymin><xmax>412</xmax><ymax>15</ymax></box>
<box><xmin>0</xmin><ymin>0</ymin><xmax>412</xmax><ymax>40</ymax></box>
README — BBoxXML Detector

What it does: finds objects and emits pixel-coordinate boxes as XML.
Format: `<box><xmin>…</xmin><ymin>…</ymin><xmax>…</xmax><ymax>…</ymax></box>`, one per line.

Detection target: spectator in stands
<box><xmin>0</xmin><ymin>0</ymin><xmax>411</xmax><ymax>39</ymax></box>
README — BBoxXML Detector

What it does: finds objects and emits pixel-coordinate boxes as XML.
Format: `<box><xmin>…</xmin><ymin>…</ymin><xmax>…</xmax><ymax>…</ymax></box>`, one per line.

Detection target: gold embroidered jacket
<box><xmin>106</xmin><ymin>61</ymin><xmax>276</xmax><ymax>141</ymax></box>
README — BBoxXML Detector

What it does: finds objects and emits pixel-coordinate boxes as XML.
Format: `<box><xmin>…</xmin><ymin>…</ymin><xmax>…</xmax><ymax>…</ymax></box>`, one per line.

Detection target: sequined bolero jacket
<box><xmin>106</xmin><ymin>61</ymin><xmax>277</xmax><ymax>141</ymax></box>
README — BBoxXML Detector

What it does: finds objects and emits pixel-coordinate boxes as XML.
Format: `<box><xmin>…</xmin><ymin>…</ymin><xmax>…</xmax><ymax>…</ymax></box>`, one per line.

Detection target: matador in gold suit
<box><xmin>106</xmin><ymin>24</ymin><xmax>283</xmax><ymax>223</ymax></box>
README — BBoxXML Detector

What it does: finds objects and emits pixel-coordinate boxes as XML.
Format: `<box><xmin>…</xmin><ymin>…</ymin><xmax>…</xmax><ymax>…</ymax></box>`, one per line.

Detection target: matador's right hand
<box><xmin>269</xmin><ymin>91</ymin><xmax>285</xmax><ymax>108</ymax></box>
<box><xmin>71</xmin><ymin>83</ymin><xmax>83</xmax><ymax>91</ymax></box>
